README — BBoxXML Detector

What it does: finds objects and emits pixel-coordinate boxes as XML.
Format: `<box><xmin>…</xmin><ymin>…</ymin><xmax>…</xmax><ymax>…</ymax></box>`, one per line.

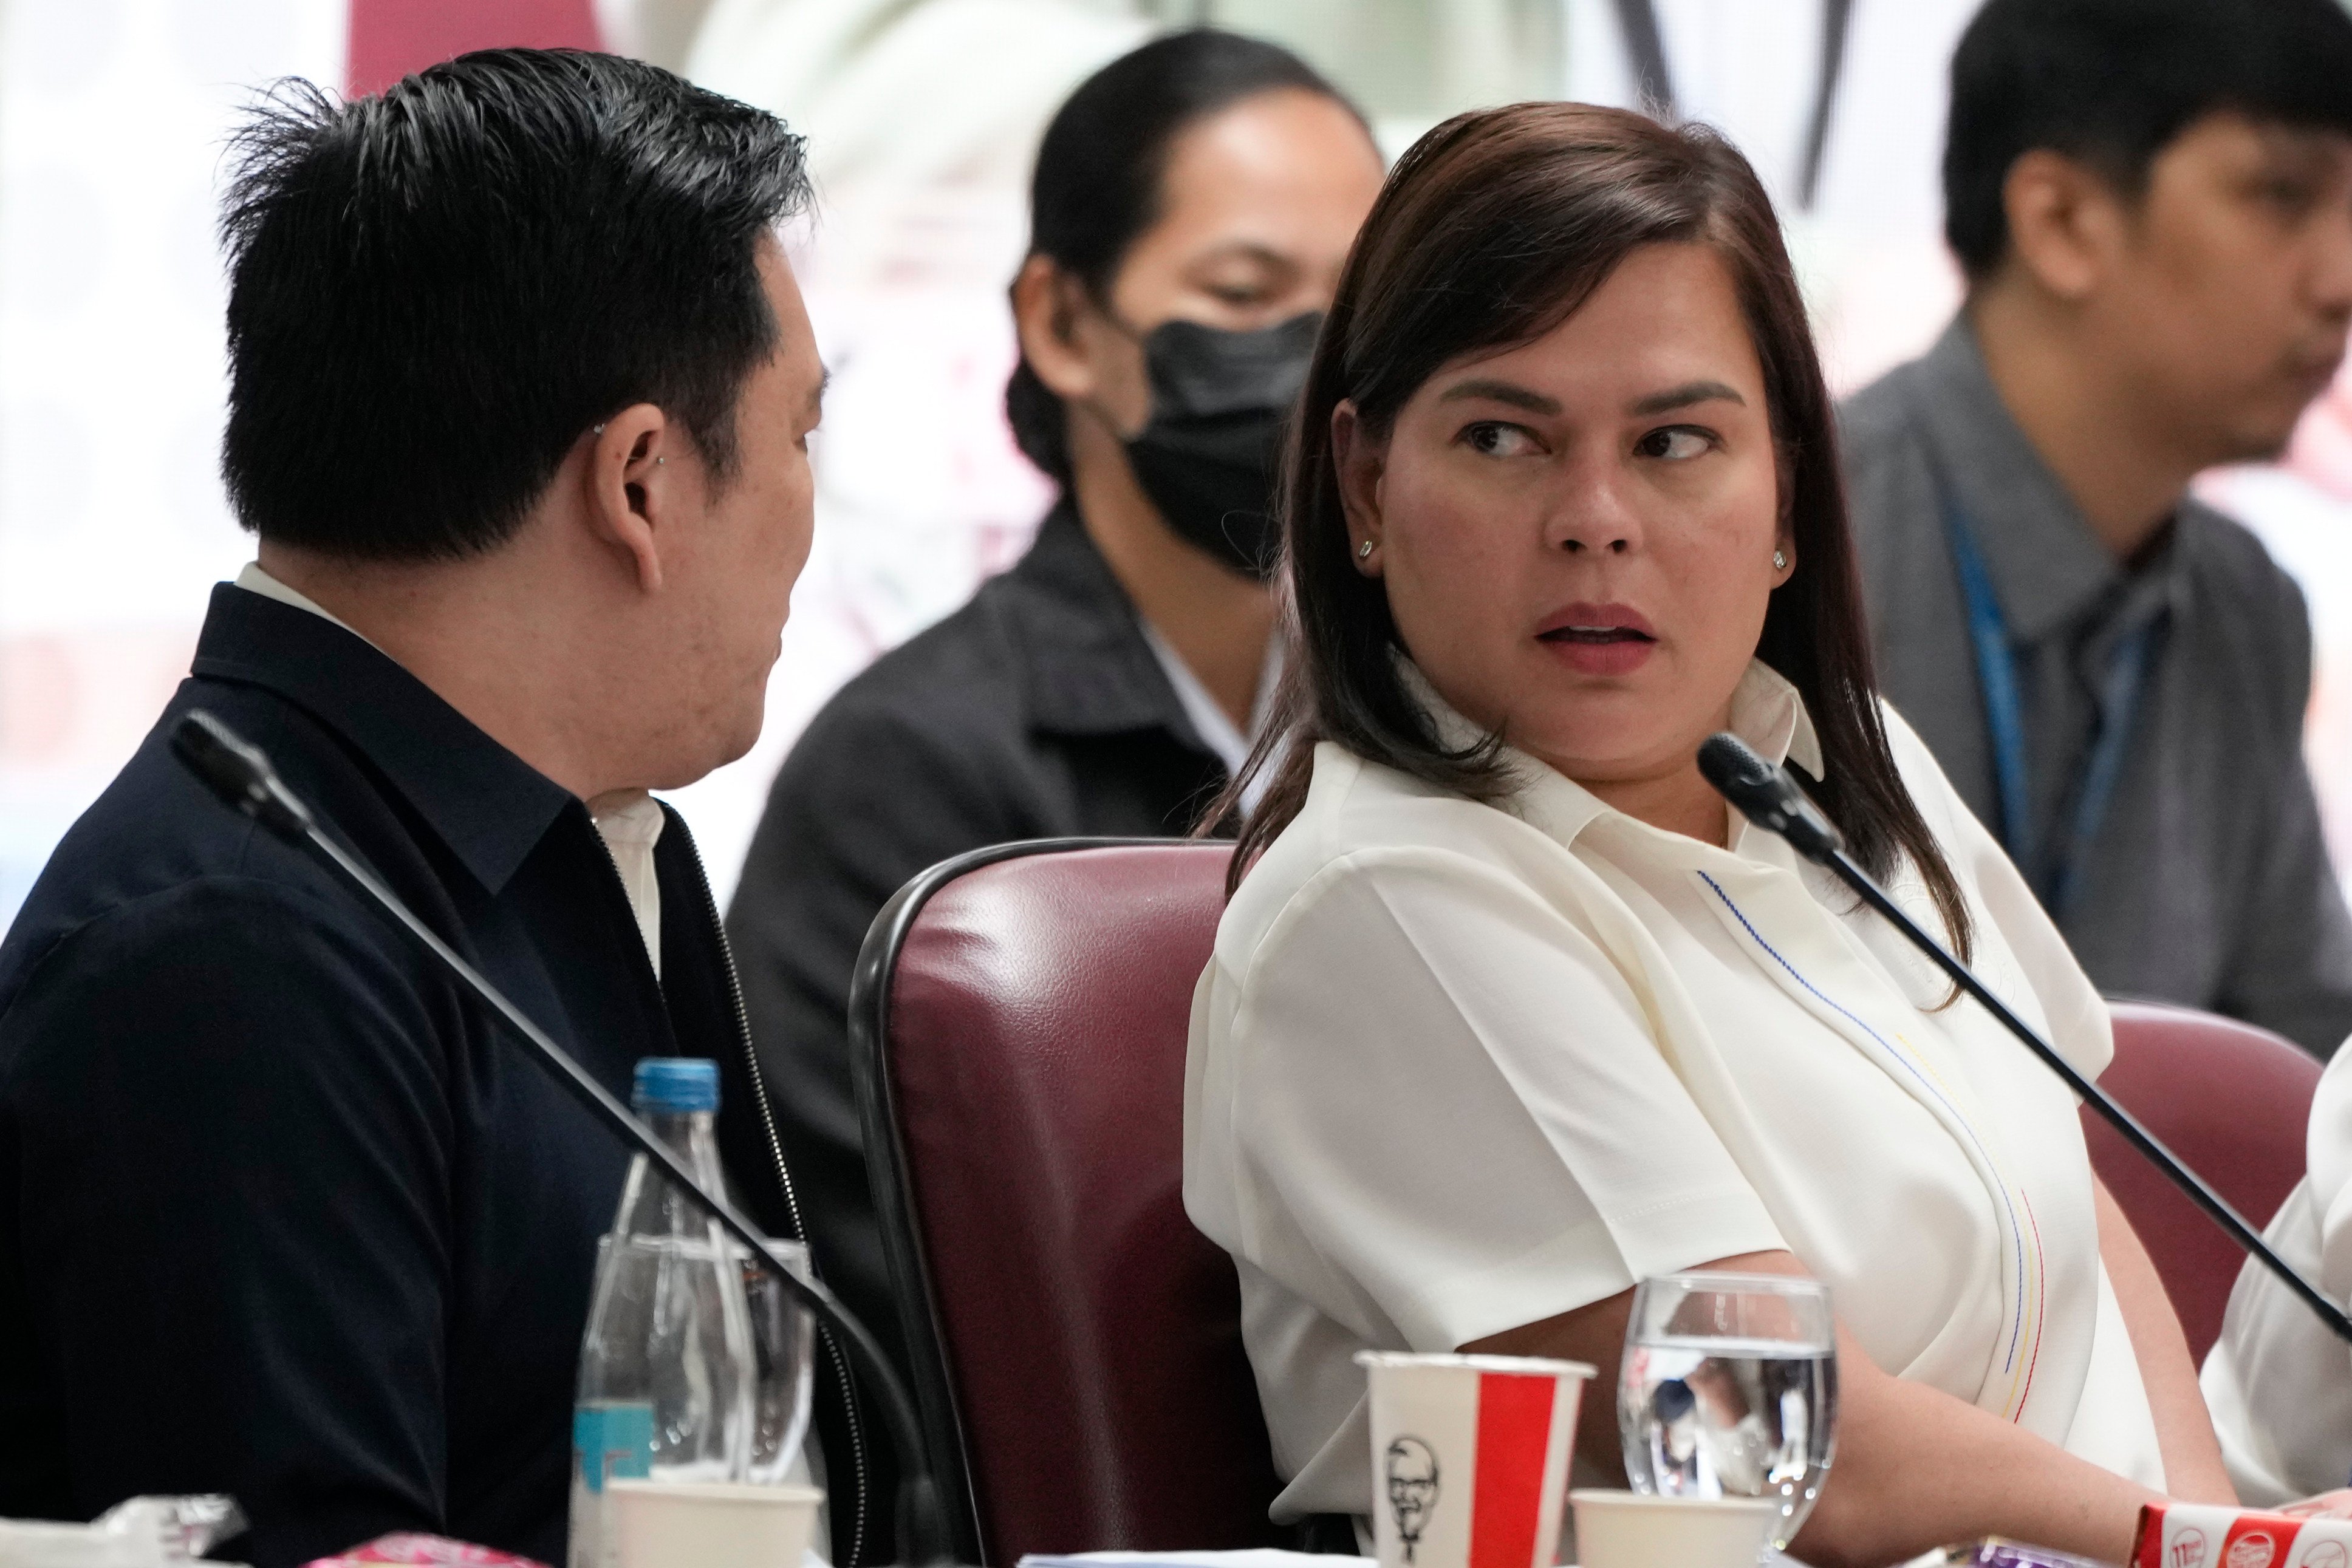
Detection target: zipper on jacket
<box><xmin>679</xmin><ymin>833</ymin><xmax>875</xmax><ymax>1568</ymax></box>
<box><xmin>586</xmin><ymin>814</ymin><xmax>877</xmax><ymax>1568</ymax></box>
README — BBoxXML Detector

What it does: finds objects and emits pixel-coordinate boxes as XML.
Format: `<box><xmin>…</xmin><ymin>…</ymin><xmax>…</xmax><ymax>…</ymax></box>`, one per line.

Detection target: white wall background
<box><xmin>0</xmin><ymin>0</ymin><xmax>347</xmax><ymax>916</ymax></box>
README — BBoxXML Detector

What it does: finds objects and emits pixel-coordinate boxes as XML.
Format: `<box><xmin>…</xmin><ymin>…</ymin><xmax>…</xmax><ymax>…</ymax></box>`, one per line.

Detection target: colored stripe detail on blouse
<box><xmin>1697</xmin><ymin>871</ymin><xmax>2046</xmax><ymax>1420</ymax></box>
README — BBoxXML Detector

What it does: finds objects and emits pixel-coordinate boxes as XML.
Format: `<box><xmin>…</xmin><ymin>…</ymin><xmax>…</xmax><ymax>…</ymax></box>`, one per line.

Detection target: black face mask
<box><xmin>1122</xmin><ymin>311</ymin><xmax>1321</xmax><ymax>581</ymax></box>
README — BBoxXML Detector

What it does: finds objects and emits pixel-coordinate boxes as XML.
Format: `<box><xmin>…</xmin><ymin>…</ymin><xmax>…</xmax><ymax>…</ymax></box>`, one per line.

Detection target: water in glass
<box><xmin>1618</xmin><ymin>1272</ymin><xmax>1837</xmax><ymax>1552</ymax></box>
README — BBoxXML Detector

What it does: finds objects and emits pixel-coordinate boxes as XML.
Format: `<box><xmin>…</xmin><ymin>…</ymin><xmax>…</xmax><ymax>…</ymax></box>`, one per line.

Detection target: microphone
<box><xmin>1698</xmin><ymin>731</ymin><xmax>2352</xmax><ymax>1347</ymax></box>
<box><xmin>170</xmin><ymin>709</ymin><xmax>957</xmax><ymax>1564</ymax></box>
<box><xmin>1695</xmin><ymin>731</ymin><xmax>1847</xmax><ymax>861</ymax></box>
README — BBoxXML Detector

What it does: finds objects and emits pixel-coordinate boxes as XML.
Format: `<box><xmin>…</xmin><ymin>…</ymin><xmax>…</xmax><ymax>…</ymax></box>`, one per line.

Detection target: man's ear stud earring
<box><xmin>1358</xmin><ymin>539</ymin><xmax>1375</xmax><ymax>559</ymax></box>
<box><xmin>1773</xmin><ymin>548</ymin><xmax>1788</xmax><ymax>570</ymax></box>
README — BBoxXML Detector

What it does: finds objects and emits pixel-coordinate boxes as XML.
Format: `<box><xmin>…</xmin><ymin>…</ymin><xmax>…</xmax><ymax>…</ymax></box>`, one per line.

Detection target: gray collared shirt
<box><xmin>1841</xmin><ymin>316</ymin><xmax>2352</xmax><ymax>1057</ymax></box>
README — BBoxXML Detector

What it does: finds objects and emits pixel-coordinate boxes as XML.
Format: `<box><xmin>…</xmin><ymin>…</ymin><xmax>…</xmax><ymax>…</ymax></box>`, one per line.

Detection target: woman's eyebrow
<box><xmin>1436</xmin><ymin>378</ymin><xmax>1561</xmax><ymax>414</ymax></box>
<box><xmin>1629</xmin><ymin>379</ymin><xmax>1746</xmax><ymax>415</ymax></box>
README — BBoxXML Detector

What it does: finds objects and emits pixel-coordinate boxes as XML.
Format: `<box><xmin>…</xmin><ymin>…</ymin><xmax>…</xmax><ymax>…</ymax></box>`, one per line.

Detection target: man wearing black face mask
<box><xmin>722</xmin><ymin>36</ymin><xmax>1382</xmax><ymax>1559</ymax></box>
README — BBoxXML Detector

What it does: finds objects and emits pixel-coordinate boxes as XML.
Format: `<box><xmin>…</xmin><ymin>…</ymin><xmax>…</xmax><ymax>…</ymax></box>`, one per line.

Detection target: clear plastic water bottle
<box><xmin>569</xmin><ymin>1058</ymin><xmax>756</xmax><ymax>1568</ymax></box>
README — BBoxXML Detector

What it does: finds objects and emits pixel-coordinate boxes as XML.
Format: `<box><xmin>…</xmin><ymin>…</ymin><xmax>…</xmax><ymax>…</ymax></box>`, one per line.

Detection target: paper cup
<box><xmin>607</xmin><ymin>1479</ymin><xmax>821</xmax><ymax>1568</ymax></box>
<box><xmin>1357</xmin><ymin>1351</ymin><xmax>1593</xmax><ymax>1568</ymax></box>
<box><xmin>1569</xmin><ymin>1490</ymin><xmax>1780</xmax><ymax>1568</ymax></box>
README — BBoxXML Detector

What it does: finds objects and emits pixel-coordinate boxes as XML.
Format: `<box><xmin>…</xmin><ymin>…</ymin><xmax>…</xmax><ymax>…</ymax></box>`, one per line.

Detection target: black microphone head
<box><xmin>172</xmin><ymin>710</ymin><xmax>314</xmax><ymax>840</ymax></box>
<box><xmin>1698</xmin><ymin>731</ymin><xmax>1778</xmax><ymax>811</ymax></box>
<box><xmin>1697</xmin><ymin>728</ymin><xmax>1848</xmax><ymax>861</ymax></box>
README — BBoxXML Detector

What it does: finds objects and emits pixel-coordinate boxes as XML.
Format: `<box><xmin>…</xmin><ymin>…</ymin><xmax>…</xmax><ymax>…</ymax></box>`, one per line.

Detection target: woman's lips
<box><xmin>1536</xmin><ymin>603</ymin><xmax>1658</xmax><ymax>677</ymax></box>
<box><xmin>1538</xmin><ymin>627</ymin><xmax>1656</xmax><ymax>677</ymax></box>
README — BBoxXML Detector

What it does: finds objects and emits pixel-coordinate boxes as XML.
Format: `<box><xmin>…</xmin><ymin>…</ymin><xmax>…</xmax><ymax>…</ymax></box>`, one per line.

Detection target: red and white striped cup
<box><xmin>1356</xmin><ymin>1351</ymin><xmax>1593</xmax><ymax>1568</ymax></box>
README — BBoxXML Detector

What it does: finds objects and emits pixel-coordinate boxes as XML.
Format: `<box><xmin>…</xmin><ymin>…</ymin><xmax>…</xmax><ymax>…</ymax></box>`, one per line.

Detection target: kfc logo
<box><xmin>2224</xmin><ymin>1532</ymin><xmax>2276</xmax><ymax>1568</ymax></box>
<box><xmin>2170</xmin><ymin>1529</ymin><xmax>2209</xmax><ymax>1568</ymax></box>
<box><xmin>1384</xmin><ymin>1436</ymin><xmax>1440</xmax><ymax>1565</ymax></box>
<box><xmin>2306</xmin><ymin>1542</ymin><xmax>2352</xmax><ymax>1568</ymax></box>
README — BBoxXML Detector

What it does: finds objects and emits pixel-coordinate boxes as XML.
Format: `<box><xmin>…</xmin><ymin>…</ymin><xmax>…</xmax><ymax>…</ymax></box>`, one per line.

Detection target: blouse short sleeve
<box><xmin>1199</xmin><ymin>841</ymin><xmax>1787</xmax><ymax>1353</ymax></box>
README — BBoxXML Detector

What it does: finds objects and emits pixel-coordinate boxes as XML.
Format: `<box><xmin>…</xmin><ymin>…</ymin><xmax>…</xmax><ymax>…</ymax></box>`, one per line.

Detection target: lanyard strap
<box><xmin>1945</xmin><ymin>503</ymin><xmax>2162</xmax><ymax>916</ymax></box>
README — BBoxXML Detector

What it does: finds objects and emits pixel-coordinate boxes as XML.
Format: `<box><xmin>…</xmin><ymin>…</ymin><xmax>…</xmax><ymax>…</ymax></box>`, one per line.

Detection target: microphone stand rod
<box><xmin>170</xmin><ymin>711</ymin><xmax>955</xmax><ymax>1564</ymax></box>
<box><xmin>1700</xmin><ymin>732</ymin><xmax>2352</xmax><ymax>1346</ymax></box>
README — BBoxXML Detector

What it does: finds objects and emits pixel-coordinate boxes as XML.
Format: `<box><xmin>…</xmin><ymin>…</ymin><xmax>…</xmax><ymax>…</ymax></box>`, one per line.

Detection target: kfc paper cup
<box><xmin>1569</xmin><ymin>1489</ymin><xmax>1780</xmax><ymax>1568</ymax></box>
<box><xmin>1356</xmin><ymin>1351</ymin><xmax>1593</xmax><ymax>1568</ymax></box>
<box><xmin>607</xmin><ymin>1480</ymin><xmax>819</xmax><ymax>1568</ymax></box>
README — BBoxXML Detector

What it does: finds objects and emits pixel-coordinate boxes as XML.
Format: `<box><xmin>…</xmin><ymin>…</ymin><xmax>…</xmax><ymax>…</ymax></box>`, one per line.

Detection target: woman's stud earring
<box><xmin>1358</xmin><ymin>539</ymin><xmax>1375</xmax><ymax>559</ymax></box>
<box><xmin>1773</xmin><ymin>548</ymin><xmax>1788</xmax><ymax>570</ymax></box>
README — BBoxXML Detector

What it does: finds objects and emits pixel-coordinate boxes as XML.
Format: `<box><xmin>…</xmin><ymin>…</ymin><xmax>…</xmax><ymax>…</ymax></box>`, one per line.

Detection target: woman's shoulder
<box><xmin>1872</xmin><ymin>694</ymin><xmax>2112</xmax><ymax>1064</ymax></box>
<box><xmin>1873</xmin><ymin>697</ymin><xmax>1981</xmax><ymax>853</ymax></box>
<box><xmin>1865</xmin><ymin>695</ymin><xmax>2014</xmax><ymax>920</ymax></box>
<box><xmin>1220</xmin><ymin>741</ymin><xmax>1572</xmax><ymax>956</ymax></box>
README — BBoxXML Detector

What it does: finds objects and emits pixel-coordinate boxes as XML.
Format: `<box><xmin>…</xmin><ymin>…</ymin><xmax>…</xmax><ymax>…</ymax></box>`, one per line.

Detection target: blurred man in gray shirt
<box><xmin>1844</xmin><ymin>0</ymin><xmax>2352</xmax><ymax>1055</ymax></box>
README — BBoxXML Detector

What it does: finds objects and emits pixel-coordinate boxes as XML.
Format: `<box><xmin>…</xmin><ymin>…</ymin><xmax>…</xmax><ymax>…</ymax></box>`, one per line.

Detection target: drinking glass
<box><xmin>739</xmin><ymin>1238</ymin><xmax>816</xmax><ymax>1486</ymax></box>
<box><xmin>1618</xmin><ymin>1272</ymin><xmax>1838</xmax><ymax>1552</ymax></box>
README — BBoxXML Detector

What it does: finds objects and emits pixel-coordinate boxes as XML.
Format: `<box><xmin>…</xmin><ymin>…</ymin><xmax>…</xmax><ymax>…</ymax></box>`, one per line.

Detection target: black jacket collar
<box><xmin>189</xmin><ymin>583</ymin><xmax>575</xmax><ymax>896</ymax></box>
<box><xmin>998</xmin><ymin>500</ymin><xmax>1211</xmax><ymax>749</ymax></box>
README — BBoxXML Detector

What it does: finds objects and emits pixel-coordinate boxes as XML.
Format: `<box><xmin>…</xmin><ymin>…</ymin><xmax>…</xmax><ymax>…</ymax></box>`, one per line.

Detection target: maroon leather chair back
<box><xmin>850</xmin><ymin>840</ymin><xmax>1285</xmax><ymax>1566</ymax></box>
<box><xmin>2088</xmin><ymin>1002</ymin><xmax>2323</xmax><ymax>1363</ymax></box>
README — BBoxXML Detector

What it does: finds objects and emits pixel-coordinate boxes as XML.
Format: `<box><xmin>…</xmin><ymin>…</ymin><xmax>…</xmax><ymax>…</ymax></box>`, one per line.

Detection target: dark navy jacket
<box><xmin>0</xmin><ymin>586</ymin><xmax>836</xmax><ymax>1568</ymax></box>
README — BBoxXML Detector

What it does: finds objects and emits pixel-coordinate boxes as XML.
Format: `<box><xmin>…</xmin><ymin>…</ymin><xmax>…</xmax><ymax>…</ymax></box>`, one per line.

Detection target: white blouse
<box><xmin>1183</xmin><ymin>661</ymin><xmax>2166</xmax><ymax>1520</ymax></box>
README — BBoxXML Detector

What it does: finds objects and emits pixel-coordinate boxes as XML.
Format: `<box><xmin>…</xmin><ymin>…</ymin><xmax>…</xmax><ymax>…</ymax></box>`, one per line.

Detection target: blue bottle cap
<box><xmin>632</xmin><ymin>1057</ymin><xmax>720</xmax><ymax>1115</ymax></box>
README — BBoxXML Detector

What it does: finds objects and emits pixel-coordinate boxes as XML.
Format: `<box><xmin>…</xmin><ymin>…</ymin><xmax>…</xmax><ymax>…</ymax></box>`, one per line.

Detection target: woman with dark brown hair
<box><xmin>1183</xmin><ymin>103</ymin><xmax>2234</xmax><ymax>1563</ymax></box>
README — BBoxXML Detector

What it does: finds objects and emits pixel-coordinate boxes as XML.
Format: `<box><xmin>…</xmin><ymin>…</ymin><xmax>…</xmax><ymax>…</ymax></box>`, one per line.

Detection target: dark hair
<box><xmin>220</xmin><ymin>49</ymin><xmax>810</xmax><ymax>561</ymax></box>
<box><xmin>1224</xmin><ymin>102</ymin><xmax>1975</xmax><ymax>964</ymax></box>
<box><xmin>1005</xmin><ymin>29</ymin><xmax>1364</xmax><ymax>485</ymax></box>
<box><xmin>1945</xmin><ymin>0</ymin><xmax>2352</xmax><ymax>278</ymax></box>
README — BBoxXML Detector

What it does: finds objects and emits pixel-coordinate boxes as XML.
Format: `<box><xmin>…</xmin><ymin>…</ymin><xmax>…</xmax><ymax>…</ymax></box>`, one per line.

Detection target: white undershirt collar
<box><xmin>588</xmin><ymin>794</ymin><xmax>666</xmax><ymax>980</ymax></box>
<box><xmin>1140</xmin><ymin>620</ymin><xmax>1282</xmax><ymax>811</ymax></box>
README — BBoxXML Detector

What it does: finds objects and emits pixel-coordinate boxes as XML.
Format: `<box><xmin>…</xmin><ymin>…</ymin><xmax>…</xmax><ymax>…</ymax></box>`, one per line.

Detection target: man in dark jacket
<box><xmin>0</xmin><ymin>52</ymin><xmax>845</xmax><ymax>1568</ymax></box>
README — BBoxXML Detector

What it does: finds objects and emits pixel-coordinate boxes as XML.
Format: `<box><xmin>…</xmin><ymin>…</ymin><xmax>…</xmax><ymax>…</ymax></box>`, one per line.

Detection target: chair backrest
<box><xmin>2087</xmin><ymin>1001</ymin><xmax>2323</xmax><ymax>1364</ymax></box>
<box><xmin>850</xmin><ymin>839</ymin><xmax>1285</xmax><ymax>1566</ymax></box>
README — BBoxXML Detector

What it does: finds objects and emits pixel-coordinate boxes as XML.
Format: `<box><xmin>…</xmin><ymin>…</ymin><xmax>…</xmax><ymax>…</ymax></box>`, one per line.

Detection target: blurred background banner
<box><xmin>352</xmin><ymin>0</ymin><xmax>601</xmax><ymax>94</ymax></box>
<box><xmin>4</xmin><ymin>0</ymin><xmax>2351</xmax><ymax>918</ymax></box>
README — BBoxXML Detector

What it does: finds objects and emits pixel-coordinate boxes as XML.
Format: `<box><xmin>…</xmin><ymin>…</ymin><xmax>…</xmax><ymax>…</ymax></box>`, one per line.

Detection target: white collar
<box><xmin>1402</xmin><ymin>655</ymin><xmax>1825</xmax><ymax>851</ymax></box>
<box><xmin>1140</xmin><ymin>621</ymin><xmax>1283</xmax><ymax>806</ymax></box>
